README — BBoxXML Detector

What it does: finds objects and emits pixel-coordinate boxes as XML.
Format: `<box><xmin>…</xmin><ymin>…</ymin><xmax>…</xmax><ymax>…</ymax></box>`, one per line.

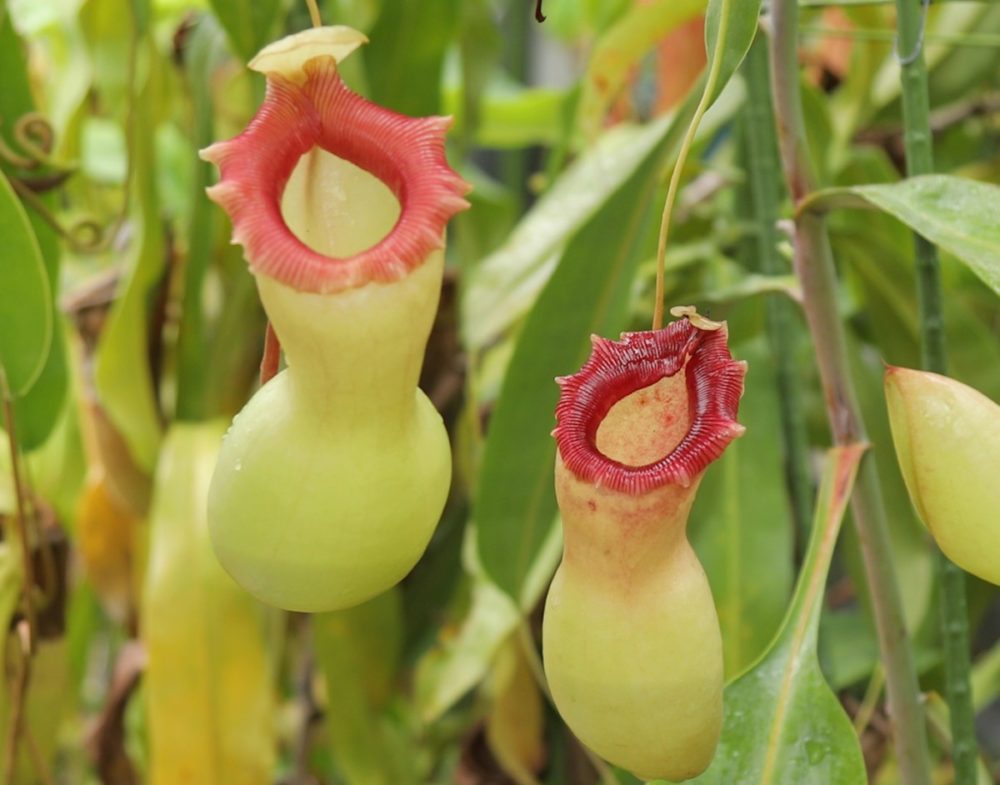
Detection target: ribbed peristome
<box><xmin>202</xmin><ymin>56</ymin><xmax>469</xmax><ymax>294</ymax></box>
<box><xmin>553</xmin><ymin>317</ymin><xmax>746</xmax><ymax>495</ymax></box>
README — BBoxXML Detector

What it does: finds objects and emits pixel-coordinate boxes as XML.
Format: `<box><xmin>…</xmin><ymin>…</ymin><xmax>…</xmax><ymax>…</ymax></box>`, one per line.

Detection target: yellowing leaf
<box><xmin>142</xmin><ymin>423</ymin><xmax>275</xmax><ymax>785</ymax></box>
<box><xmin>486</xmin><ymin>636</ymin><xmax>545</xmax><ymax>785</ymax></box>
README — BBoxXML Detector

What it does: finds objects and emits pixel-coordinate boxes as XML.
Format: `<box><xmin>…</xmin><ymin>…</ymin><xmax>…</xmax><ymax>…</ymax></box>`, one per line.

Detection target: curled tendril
<box><xmin>67</xmin><ymin>218</ymin><xmax>106</xmax><ymax>252</ymax></box>
<box><xmin>0</xmin><ymin>121</ymin><xmax>35</xmax><ymax>169</ymax></box>
<box><xmin>0</xmin><ymin>112</ymin><xmax>64</xmax><ymax>171</ymax></box>
<box><xmin>8</xmin><ymin>175</ymin><xmax>107</xmax><ymax>254</ymax></box>
<box><xmin>15</xmin><ymin>112</ymin><xmax>56</xmax><ymax>162</ymax></box>
<box><xmin>0</xmin><ymin>111</ymin><xmax>113</xmax><ymax>254</ymax></box>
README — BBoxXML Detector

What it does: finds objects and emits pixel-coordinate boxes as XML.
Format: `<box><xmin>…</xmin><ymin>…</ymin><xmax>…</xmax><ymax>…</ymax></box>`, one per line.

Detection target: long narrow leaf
<box><xmin>683</xmin><ymin>445</ymin><xmax>868</xmax><ymax>785</ymax></box>
<box><xmin>313</xmin><ymin>590</ymin><xmax>412</xmax><ymax>785</ymax></box>
<box><xmin>93</xmin><ymin>37</ymin><xmax>164</xmax><ymax>471</ymax></box>
<box><xmin>143</xmin><ymin>424</ymin><xmax>275</xmax><ymax>785</ymax></box>
<box><xmin>690</xmin><ymin>339</ymin><xmax>794</xmax><ymax>678</ymax></box>
<box><xmin>207</xmin><ymin>0</ymin><xmax>280</xmax><ymax>64</ymax></box>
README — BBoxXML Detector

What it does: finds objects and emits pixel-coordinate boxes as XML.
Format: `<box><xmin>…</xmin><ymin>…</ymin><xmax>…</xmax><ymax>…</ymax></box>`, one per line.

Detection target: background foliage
<box><xmin>1</xmin><ymin>0</ymin><xmax>999</xmax><ymax>783</ymax></box>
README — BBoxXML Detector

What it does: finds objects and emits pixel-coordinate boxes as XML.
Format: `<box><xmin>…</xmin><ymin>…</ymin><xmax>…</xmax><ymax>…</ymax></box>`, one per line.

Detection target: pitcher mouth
<box><xmin>552</xmin><ymin>316</ymin><xmax>746</xmax><ymax>495</ymax></box>
<box><xmin>201</xmin><ymin>56</ymin><xmax>470</xmax><ymax>294</ymax></box>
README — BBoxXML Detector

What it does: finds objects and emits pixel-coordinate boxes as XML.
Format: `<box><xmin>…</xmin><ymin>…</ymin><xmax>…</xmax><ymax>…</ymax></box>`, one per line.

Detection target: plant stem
<box><xmin>0</xmin><ymin>374</ymin><xmax>36</xmax><ymax>655</ymax></box>
<box><xmin>2</xmin><ymin>630</ymin><xmax>30</xmax><ymax>785</ymax></box>
<box><xmin>741</xmin><ymin>38</ymin><xmax>814</xmax><ymax>547</ymax></box>
<box><xmin>895</xmin><ymin>0</ymin><xmax>978</xmax><ymax>781</ymax></box>
<box><xmin>767</xmin><ymin>4</ymin><xmax>933</xmax><ymax>785</ymax></box>
<box><xmin>499</xmin><ymin>4</ymin><xmax>530</xmax><ymax>216</ymax></box>
<box><xmin>305</xmin><ymin>0</ymin><xmax>322</xmax><ymax>28</ymax></box>
<box><xmin>651</xmin><ymin>10</ymin><xmax>733</xmax><ymax>332</ymax></box>
<box><xmin>897</xmin><ymin>1</ymin><xmax>945</xmax><ymax>372</ymax></box>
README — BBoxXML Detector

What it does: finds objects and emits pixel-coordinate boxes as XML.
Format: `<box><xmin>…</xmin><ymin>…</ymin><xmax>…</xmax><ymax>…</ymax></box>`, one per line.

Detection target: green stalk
<box><xmin>767</xmin><ymin>3</ymin><xmax>933</xmax><ymax>784</ymax></box>
<box><xmin>173</xmin><ymin>89</ymin><xmax>213</xmax><ymax>420</ymax></box>
<box><xmin>895</xmin><ymin>1</ymin><xmax>978</xmax><ymax>781</ymax></box>
<box><xmin>499</xmin><ymin>3</ymin><xmax>530</xmax><ymax>214</ymax></box>
<box><xmin>741</xmin><ymin>38</ymin><xmax>814</xmax><ymax>546</ymax></box>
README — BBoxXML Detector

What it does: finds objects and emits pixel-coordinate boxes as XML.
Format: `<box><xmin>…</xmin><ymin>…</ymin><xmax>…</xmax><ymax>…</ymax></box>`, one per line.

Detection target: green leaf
<box><xmin>462</xmin><ymin>119</ymin><xmax>669</xmax><ymax>351</ymax></box>
<box><xmin>463</xmin><ymin>82</ymin><xmax>743</xmax><ymax>352</ymax></box>
<box><xmin>321</xmin><ymin>0</ymin><xmax>382</xmax><ymax>33</ymax></box>
<box><xmin>93</xmin><ymin>43</ymin><xmax>164</xmax><ymax>471</ymax></box>
<box><xmin>314</xmin><ymin>590</ymin><xmax>412</xmax><ymax>785</ymax></box>
<box><xmin>0</xmin><ymin>10</ymin><xmax>68</xmax><ymax>450</ymax></box>
<box><xmin>14</xmin><ymin>327</ymin><xmax>68</xmax><ymax>452</ymax></box>
<box><xmin>0</xmin><ymin>13</ymin><xmax>35</xmax><ymax>164</ymax></box>
<box><xmin>685</xmin><ymin>446</ymin><xmax>867</xmax><ymax>785</ymax></box>
<box><xmin>704</xmin><ymin>0</ymin><xmax>762</xmax><ymax>104</ymax></box>
<box><xmin>443</xmin><ymin>80</ymin><xmax>568</xmax><ymax>150</ymax></box>
<box><xmin>415</xmin><ymin>523</ymin><xmax>562</xmax><ymax>721</ymax></box>
<box><xmin>175</xmin><ymin>13</ymin><xmax>229</xmax><ymax>421</ymax></box>
<box><xmin>0</xmin><ymin>173</ymin><xmax>52</xmax><ymax>398</ymax></box>
<box><xmin>207</xmin><ymin>0</ymin><xmax>280</xmax><ymax>64</ymax></box>
<box><xmin>690</xmin><ymin>339</ymin><xmax>794</xmax><ymax>678</ymax></box>
<box><xmin>807</xmin><ymin>175</ymin><xmax>1000</xmax><ymax>299</ymax></box>
<box><xmin>364</xmin><ymin>0</ymin><xmax>459</xmax><ymax>116</ymax></box>
<box><xmin>1</xmin><ymin>639</ymin><xmax>73</xmax><ymax>783</ymax></box>
<box><xmin>416</xmin><ymin>573</ymin><xmax>519</xmax><ymax>722</ymax></box>
<box><xmin>455</xmin><ymin>0</ymin><xmax>503</xmax><ymax>149</ymax></box>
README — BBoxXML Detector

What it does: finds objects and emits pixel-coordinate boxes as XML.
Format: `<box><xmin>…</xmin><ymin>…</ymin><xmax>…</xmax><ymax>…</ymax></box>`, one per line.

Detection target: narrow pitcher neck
<box><xmin>555</xmin><ymin>457</ymin><xmax>702</xmax><ymax>586</ymax></box>
<box><xmin>255</xmin><ymin>251</ymin><xmax>443</xmax><ymax>421</ymax></box>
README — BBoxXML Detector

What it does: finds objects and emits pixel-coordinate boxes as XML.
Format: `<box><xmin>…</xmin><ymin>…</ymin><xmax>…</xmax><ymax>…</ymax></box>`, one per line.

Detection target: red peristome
<box><xmin>201</xmin><ymin>57</ymin><xmax>471</xmax><ymax>294</ymax></box>
<box><xmin>553</xmin><ymin>318</ymin><xmax>746</xmax><ymax>495</ymax></box>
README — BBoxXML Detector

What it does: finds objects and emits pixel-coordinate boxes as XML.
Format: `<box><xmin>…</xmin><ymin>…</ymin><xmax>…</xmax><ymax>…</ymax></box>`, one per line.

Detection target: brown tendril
<box><xmin>14</xmin><ymin>113</ymin><xmax>56</xmax><ymax>163</ymax></box>
<box><xmin>535</xmin><ymin>0</ymin><xmax>546</xmax><ymax>23</ymax></box>
<box><xmin>1</xmin><ymin>111</ymin><xmax>112</xmax><ymax>253</ymax></box>
<box><xmin>0</xmin><ymin>113</ymin><xmax>60</xmax><ymax>170</ymax></box>
<box><xmin>8</xmin><ymin>176</ymin><xmax>106</xmax><ymax>253</ymax></box>
<box><xmin>0</xmin><ymin>371</ymin><xmax>37</xmax><ymax>658</ymax></box>
<box><xmin>0</xmin><ymin>130</ymin><xmax>34</xmax><ymax>169</ymax></box>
